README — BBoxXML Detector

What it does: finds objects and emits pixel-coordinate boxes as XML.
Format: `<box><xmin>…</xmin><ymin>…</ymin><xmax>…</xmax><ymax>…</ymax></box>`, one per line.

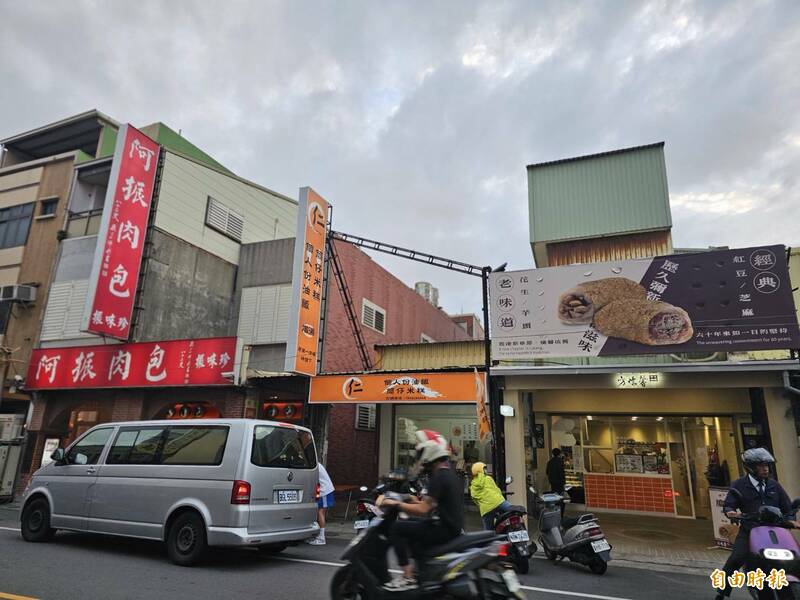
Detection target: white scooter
<box><xmin>531</xmin><ymin>486</ymin><xmax>612</xmax><ymax>575</ymax></box>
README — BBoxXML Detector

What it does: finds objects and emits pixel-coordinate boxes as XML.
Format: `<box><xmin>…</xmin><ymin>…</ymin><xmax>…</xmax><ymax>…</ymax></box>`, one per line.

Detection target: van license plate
<box><xmin>277</xmin><ymin>490</ymin><xmax>300</xmax><ymax>504</ymax></box>
<box><xmin>508</xmin><ymin>530</ymin><xmax>529</xmax><ymax>543</ymax></box>
<box><xmin>591</xmin><ymin>539</ymin><xmax>611</xmax><ymax>552</ymax></box>
<box><xmin>354</xmin><ymin>519</ymin><xmax>370</xmax><ymax>530</ymax></box>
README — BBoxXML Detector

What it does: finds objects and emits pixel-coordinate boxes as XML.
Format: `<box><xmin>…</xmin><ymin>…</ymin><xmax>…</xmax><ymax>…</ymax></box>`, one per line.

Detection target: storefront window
<box><xmin>550</xmin><ymin>413</ymin><xmax>740</xmax><ymax>517</ymax></box>
<box><xmin>393</xmin><ymin>405</ymin><xmax>492</xmax><ymax>478</ymax></box>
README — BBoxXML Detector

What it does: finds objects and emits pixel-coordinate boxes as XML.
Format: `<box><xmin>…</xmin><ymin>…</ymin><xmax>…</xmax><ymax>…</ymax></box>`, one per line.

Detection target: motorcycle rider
<box><xmin>470</xmin><ymin>461</ymin><xmax>513</xmax><ymax>530</ymax></box>
<box><xmin>715</xmin><ymin>447</ymin><xmax>799</xmax><ymax>599</ymax></box>
<box><xmin>379</xmin><ymin>430</ymin><xmax>463</xmax><ymax>591</ymax></box>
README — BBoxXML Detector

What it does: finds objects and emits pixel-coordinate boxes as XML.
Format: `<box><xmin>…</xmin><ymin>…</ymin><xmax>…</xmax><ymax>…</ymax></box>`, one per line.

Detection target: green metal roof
<box><xmin>98</xmin><ymin>122</ymin><xmax>233</xmax><ymax>174</ymax></box>
<box><xmin>528</xmin><ymin>142</ymin><xmax>672</xmax><ymax>244</ymax></box>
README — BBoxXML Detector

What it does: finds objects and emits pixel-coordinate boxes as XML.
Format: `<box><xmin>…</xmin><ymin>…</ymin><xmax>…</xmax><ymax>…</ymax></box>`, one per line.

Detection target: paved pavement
<box><xmin>327</xmin><ymin>502</ymin><xmax>729</xmax><ymax>575</ymax></box>
<box><xmin>0</xmin><ymin>499</ymin><xmax>741</xmax><ymax>600</ymax></box>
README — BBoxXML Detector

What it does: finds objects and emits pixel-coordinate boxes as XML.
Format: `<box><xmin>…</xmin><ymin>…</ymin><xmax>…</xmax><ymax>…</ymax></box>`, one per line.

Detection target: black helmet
<box><xmin>741</xmin><ymin>447</ymin><xmax>775</xmax><ymax>474</ymax></box>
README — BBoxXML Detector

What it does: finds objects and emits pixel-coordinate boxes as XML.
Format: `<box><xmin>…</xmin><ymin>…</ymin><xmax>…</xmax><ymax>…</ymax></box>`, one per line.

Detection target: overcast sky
<box><xmin>2</xmin><ymin>1</ymin><xmax>798</xmax><ymax>316</ymax></box>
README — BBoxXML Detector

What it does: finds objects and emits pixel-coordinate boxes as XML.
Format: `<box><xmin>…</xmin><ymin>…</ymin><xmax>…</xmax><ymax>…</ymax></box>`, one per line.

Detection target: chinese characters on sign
<box><xmin>308</xmin><ymin>371</ymin><xmax>486</xmax><ymax>404</ymax></box>
<box><xmin>285</xmin><ymin>187</ymin><xmax>329</xmax><ymax>376</ymax></box>
<box><xmin>26</xmin><ymin>337</ymin><xmax>235</xmax><ymax>389</ymax></box>
<box><xmin>490</xmin><ymin>245</ymin><xmax>799</xmax><ymax>359</ymax></box>
<box><xmin>83</xmin><ymin>124</ymin><xmax>160</xmax><ymax>340</ymax></box>
<box><xmin>612</xmin><ymin>372</ymin><xmax>663</xmax><ymax>389</ymax></box>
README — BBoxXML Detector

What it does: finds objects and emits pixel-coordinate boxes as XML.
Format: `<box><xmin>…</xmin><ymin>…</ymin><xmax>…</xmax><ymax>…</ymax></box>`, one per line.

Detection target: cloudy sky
<box><xmin>2</xmin><ymin>1</ymin><xmax>798</xmax><ymax>315</ymax></box>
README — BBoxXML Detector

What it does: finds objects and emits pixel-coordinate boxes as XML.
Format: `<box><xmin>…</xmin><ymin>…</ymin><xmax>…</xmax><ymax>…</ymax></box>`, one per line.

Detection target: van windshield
<box><xmin>251</xmin><ymin>426</ymin><xmax>316</xmax><ymax>469</ymax></box>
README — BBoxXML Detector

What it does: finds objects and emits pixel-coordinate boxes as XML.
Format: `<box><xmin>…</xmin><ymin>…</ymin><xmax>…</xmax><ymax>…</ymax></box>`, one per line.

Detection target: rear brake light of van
<box><xmin>315</xmin><ymin>483</ymin><xmax>321</xmax><ymax>500</ymax></box>
<box><xmin>231</xmin><ymin>480</ymin><xmax>251</xmax><ymax>504</ymax></box>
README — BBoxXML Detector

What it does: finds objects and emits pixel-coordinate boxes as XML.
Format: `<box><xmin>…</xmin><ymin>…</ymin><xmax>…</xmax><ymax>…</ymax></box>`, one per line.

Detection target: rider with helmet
<box><xmin>470</xmin><ymin>461</ymin><xmax>512</xmax><ymax>530</ymax></box>
<box><xmin>380</xmin><ymin>429</ymin><xmax>464</xmax><ymax>591</ymax></box>
<box><xmin>715</xmin><ymin>447</ymin><xmax>798</xmax><ymax>598</ymax></box>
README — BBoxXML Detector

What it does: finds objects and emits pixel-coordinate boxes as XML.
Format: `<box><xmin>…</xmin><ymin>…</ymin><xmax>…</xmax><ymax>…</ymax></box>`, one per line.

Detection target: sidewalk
<box><xmin>325</xmin><ymin>505</ymin><xmax>729</xmax><ymax>575</ymax></box>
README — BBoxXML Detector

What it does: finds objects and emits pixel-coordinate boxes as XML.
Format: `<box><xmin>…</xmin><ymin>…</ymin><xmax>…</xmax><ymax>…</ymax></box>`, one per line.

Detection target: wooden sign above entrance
<box><xmin>308</xmin><ymin>371</ymin><xmax>486</xmax><ymax>404</ymax></box>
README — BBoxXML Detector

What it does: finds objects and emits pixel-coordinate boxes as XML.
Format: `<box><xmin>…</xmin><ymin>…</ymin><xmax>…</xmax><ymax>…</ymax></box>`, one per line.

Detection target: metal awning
<box><xmin>492</xmin><ymin>359</ymin><xmax>800</xmax><ymax>376</ymax></box>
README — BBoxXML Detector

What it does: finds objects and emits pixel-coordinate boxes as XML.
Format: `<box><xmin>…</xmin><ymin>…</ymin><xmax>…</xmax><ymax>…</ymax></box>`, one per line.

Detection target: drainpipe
<box><xmin>783</xmin><ymin>371</ymin><xmax>800</xmax><ymax>448</ymax></box>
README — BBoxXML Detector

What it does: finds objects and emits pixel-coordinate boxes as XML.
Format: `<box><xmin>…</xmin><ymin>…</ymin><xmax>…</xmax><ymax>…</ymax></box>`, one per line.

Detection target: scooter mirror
<box><xmin>505</xmin><ymin>476</ymin><xmax>513</xmax><ymax>485</ymax></box>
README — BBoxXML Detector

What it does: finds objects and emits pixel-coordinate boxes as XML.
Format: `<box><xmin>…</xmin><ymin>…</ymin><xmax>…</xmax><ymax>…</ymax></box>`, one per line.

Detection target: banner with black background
<box><xmin>490</xmin><ymin>245</ymin><xmax>799</xmax><ymax>359</ymax></box>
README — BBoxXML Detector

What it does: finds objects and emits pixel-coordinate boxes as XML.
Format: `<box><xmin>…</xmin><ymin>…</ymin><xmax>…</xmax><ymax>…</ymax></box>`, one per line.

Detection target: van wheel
<box><xmin>258</xmin><ymin>542</ymin><xmax>288</xmax><ymax>554</ymax></box>
<box><xmin>21</xmin><ymin>498</ymin><xmax>56</xmax><ymax>542</ymax></box>
<box><xmin>167</xmin><ymin>512</ymin><xmax>207</xmax><ymax>566</ymax></box>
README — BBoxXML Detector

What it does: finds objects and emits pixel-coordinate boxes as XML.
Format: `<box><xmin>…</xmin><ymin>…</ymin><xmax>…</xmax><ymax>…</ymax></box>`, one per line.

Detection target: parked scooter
<box><xmin>493</xmin><ymin>504</ymin><xmax>535</xmax><ymax>574</ymax></box>
<box><xmin>531</xmin><ymin>486</ymin><xmax>612</xmax><ymax>575</ymax></box>
<box><xmin>727</xmin><ymin>497</ymin><xmax>800</xmax><ymax>600</ymax></box>
<box><xmin>332</xmin><ymin>491</ymin><xmax>525</xmax><ymax>599</ymax></box>
<box><xmin>491</xmin><ymin>475</ymin><xmax>535</xmax><ymax>575</ymax></box>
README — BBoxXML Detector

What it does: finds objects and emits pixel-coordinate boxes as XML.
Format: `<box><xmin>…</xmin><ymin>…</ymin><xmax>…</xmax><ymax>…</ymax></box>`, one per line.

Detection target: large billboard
<box><xmin>83</xmin><ymin>124</ymin><xmax>160</xmax><ymax>340</ymax></box>
<box><xmin>490</xmin><ymin>245</ymin><xmax>800</xmax><ymax>359</ymax></box>
<box><xmin>309</xmin><ymin>371</ymin><xmax>486</xmax><ymax>404</ymax></box>
<box><xmin>285</xmin><ymin>187</ymin><xmax>329</xmax><ymax>376</ymax></box>
<box><xmin>26</xmin><ymin>337</ymin><xmax>235</xmax><ymax>390</ymax></box>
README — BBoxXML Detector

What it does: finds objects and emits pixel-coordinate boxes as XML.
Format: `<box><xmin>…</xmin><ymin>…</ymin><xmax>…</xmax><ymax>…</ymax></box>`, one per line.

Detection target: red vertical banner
<box><xmin>83</xmin><ymin>124</ymin><xmax>160</xmax><ymax>340</ymax></box>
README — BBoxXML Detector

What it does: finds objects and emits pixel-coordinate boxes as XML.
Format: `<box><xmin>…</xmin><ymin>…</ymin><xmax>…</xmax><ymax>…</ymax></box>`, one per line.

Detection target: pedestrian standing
<box><xmin>307</xmin><ymin>462</ymin><xmax>334</xmax><ymax>545</ymax></box>
<box><xmin>546</xmin><ymin>448</ymin><xmax>566</xmax><ymax>494</ymax></box>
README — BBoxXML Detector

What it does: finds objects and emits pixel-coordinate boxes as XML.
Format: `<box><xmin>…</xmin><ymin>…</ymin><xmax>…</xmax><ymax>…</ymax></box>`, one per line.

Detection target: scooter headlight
<box><xmin>763</xmin><ymin>548</ymin><xmax>794</xmax><ymax>561</ymax></box>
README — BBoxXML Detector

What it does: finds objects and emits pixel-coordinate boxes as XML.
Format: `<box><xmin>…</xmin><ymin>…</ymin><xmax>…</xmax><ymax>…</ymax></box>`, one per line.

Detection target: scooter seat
<box><xmin>561</xmin><ymin>516</ymin><xmax>579</xmax><ymax>529</ymax></box>
<box><xmin>423</xmin><ymin>531</ymin><xmax>499</xmax><ymax>557</ymax></box>
<box><xmin>496</xmin><ymin>505</ymin><xmax>527</xmax><ymax>522</ymax></box>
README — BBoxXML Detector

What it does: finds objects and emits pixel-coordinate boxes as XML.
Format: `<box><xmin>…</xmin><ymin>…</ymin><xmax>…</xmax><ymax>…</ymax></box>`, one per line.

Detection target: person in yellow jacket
<box><xmin>469</xmin><ymin>462</ymin><xmax>513</xmax><ymax>530</ymax></box>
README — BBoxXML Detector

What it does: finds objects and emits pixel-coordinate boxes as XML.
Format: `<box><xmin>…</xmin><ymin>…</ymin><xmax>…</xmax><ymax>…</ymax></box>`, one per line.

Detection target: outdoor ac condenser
<box><xmin>0</xmin><ymin>285</ymin><xmax>36</xmax><ymax>303</ymax></box>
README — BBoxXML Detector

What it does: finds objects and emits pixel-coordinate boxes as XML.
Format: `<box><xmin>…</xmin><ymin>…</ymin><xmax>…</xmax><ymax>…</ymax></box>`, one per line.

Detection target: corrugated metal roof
<box><xmin>376</xmin><ymin>341</ymin><xmax>484</xmax><ymax>371</ymax></box>
<box><xmin>543</xmin><ymin>230</ymin><xmax>672</xmax><ymax>266</ymax></box>
<box><xmin>528</xmin><ymin>142</ymin><xmax>672</xmax><ymax>245</ymax></box>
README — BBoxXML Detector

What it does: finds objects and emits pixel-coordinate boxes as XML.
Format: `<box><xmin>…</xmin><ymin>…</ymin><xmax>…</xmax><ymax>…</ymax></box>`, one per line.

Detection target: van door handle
<box><xmin>86</xmin><ymin>467</ymin><xmax>96</xmax><ymax>475</ymax></box>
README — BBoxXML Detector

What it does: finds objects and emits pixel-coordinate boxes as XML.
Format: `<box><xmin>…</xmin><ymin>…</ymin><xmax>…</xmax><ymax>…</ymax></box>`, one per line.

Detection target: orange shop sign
<box><xmin>285</xmin><ymin>187</ymin><xmax>329</xmax><ymax>376</ymax></box>
<box><xmin>308</xmin><ymin>371</ymin><xmax>486</xmax><ymax>404</ymax></box>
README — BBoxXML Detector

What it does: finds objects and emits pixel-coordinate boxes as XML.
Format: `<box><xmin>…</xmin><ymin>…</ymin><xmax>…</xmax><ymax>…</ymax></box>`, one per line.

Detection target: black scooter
<box><xmin>331</xmin><ymin>492</ymin><xmax>525</xmax><ymax>599</ymax></box>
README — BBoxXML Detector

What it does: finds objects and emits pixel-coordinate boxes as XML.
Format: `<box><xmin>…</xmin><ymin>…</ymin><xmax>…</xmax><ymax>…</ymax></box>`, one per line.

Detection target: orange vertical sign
<box><xmin>475</xmin><ymin>368</ymin><xmax>492</xmax><ymax>442</ymax></box>
<box><xmin>285</xmin><ymin>187</ymin><xmax>329</xmax><ymax>376</ymax></box>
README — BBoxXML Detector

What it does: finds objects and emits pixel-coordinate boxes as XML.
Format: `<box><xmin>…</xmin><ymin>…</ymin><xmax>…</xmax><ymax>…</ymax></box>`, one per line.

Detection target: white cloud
<box><xmin>1</xmin><ymin>0</ymin><xmax>799</xmax><ymax>317</ymax></box>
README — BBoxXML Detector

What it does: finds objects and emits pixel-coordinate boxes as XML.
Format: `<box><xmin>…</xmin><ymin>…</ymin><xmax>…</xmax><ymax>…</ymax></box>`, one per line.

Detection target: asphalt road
<box><xmin>0</xmin><ymin>509</ymin><xmax>725</xmax><ymax>600</ymax></box>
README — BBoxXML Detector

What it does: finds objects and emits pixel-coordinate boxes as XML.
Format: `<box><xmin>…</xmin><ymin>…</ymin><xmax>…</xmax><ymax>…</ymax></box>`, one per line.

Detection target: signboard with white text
<box><xmin>26</xmin><ymin>337</ymin><xmax>235</xmax><ymax>390</ymax></box>
<box><xmin>83</xmin><ymin>124</ymin><xmax>160</xmax><ymax>340</ymax></box>
<box><xmin>284</xmin><ymin>187</ymin><xmax>329</xmax><ymax>375</ymax></box>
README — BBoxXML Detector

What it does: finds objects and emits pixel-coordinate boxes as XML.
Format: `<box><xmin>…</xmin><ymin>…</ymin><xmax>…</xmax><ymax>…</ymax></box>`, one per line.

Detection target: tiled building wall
<box><xmin>584</xmin><ymin>474</ymin><xmax>675</xmax><ymax>514</ymax></box>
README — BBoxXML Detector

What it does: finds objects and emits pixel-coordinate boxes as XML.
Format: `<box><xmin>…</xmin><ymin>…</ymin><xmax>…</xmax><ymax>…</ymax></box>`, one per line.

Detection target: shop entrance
<box><xmin>548</xmin><ymin>413</ymin><xmax>739</xmax><ymax>518</ymax></box>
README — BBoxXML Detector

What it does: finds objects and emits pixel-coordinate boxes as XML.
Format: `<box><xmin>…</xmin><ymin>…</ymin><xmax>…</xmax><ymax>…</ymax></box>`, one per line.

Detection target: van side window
<box><xmin>251</xmin><ymin>426</ymin><xmax>317</xmax><ymax>469</ymax></box>
<box><xmin>67</xmin><ymin>428</ymin><xmax>113</xmax><ymax>465</ymax></box>
<box><xmin>161</xmin><ymin>426</ymin><xmax>229</xmax><ymax>465</ymax></box>
<box><xmin>107</xmin><ymin>427</ymin><xmax>166</xmax><ymax>465</ymax></box>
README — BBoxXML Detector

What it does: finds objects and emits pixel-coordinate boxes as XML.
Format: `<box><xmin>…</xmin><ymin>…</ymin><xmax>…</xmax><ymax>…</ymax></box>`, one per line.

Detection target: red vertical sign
<box><xmin>83</xmin><ymin>124</ymin><xmax>160</xmax><ymax>340</ymax></box>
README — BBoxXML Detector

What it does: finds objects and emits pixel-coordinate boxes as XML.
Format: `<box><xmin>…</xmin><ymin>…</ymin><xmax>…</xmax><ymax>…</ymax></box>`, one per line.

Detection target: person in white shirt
<box><xmin>308</xmin><ymin>463</ymin><xmax>334</xmax><ymax>545</ymax></box>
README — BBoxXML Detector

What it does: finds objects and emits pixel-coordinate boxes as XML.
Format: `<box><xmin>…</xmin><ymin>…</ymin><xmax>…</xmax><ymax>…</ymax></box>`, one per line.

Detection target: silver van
<box><xmin>20</xmin><ymin>419</ymin><xmax>320</xmax><ymax>565</ymax></box>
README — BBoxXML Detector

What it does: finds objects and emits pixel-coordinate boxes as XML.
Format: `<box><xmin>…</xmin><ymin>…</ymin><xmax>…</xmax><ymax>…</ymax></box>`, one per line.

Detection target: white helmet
<box><xmin>414</xmin><ymin>429</ymin><xmax>450</xmax><ymax>467</ymax></box>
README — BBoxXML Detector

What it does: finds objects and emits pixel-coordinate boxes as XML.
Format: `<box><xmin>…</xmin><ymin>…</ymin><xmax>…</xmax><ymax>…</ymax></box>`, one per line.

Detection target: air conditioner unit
<box><xmin>0</xmin><ymin>285</ymin><xmax>36</xmax><ymax>303</ymax></box>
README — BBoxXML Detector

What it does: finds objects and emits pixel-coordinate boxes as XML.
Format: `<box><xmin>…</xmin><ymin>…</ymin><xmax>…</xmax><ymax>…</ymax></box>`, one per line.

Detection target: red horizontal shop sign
<box><xmin>27</xmin><ymin>337</ymin><xmax>236</xmax><ymax>390</ymax></box>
